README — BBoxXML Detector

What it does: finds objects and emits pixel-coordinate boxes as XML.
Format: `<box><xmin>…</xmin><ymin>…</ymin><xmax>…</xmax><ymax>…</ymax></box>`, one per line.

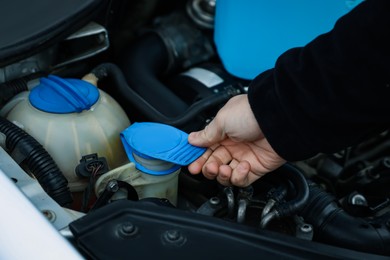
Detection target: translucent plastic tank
<box><xmin>3</xmin><ymin>75</ymin><xmax>130</xmax><ymax>191</ymax></box>
<box><xmin>95</xmin><ymin>161</ymin><xmax>180</xmax><ymax>206</ymax></box>
<box><xmin>97</xmin><ymin>122</ymin><xmax>207</xmax><ymax>205</ymax></box>
<box><xmin>214</xmin><ymin>0</ymin><xmax>364</xmax><ymax>79</ymax></box>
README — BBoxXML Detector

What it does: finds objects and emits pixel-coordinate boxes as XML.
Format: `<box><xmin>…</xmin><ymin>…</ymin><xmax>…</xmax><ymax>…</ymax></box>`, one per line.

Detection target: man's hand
<box><xmin>188</xmin><ymin>94</ymin><xmax>286</xmax><ymax>187</ymax></box>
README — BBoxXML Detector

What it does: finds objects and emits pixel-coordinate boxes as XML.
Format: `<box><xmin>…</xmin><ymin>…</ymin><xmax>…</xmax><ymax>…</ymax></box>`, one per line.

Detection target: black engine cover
<box><xmin>0</xmin><ymin>0</ymin><xmax>104</xmax><ymax>65</ymax></box>
<box><xmin>69</xmin><ymin>200</ymin><xmax>384</xmax><ymax>260</ymax></box>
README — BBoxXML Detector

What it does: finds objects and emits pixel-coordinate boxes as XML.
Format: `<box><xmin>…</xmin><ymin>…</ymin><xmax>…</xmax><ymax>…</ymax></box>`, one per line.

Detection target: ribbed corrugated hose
<box><xmin>299</xmin><ymin>181</ymin><xmax>390</xmax><ymax>255</ymax></box>
<box><xmin>0</xmin><ymin>117</ymin><xmax>73</xmax><ymax>207</ymax></box>
<box><xmin>0</xmin><ymin>73</ymin><xmax>42</xmax><ymax>106</ymax></box>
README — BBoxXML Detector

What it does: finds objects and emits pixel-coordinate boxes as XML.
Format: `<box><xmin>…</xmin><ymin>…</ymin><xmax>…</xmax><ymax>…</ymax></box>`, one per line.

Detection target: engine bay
<box><xmin>1</xmin><ymin>0</ymin><xmax>389</xmax><ymax>259</ymax></box>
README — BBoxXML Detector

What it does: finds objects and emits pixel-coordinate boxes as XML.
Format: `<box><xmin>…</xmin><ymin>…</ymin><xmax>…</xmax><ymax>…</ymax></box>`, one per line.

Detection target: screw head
<box><xmin>163</xmin><ymin>230</ymin><xmax>186</xmax><ymax>246</ymax></box>
<box><xmin>42</xmin><ymin>210</ymin><xmax>56</xmax><ymax>222</ymax></box>
<box><xmin>118</xmin><ymin>222</ymin><xmax>138</xmax><ymax>237</ymax></box>
<box><xmin>166</xmin><ymin>230</ymin><xmax>180</xmax><ymax>241</ymax></box>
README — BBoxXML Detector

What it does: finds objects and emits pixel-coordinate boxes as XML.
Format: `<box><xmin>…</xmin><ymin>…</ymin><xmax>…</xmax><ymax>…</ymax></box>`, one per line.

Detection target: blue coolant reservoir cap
<box><xmin>121</xmin><ymin>122</ymin><xmax>207</xmax><ymax>175</ymax></box>
<box><xmin>29</xmin><ymin>75</ymin><xmax>100</xmax><ymax>113</ymax></box>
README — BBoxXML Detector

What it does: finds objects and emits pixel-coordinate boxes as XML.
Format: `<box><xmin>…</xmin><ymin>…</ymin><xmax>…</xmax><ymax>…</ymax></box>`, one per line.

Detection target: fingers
<box><xmin>188</xmin><ymin>148</ymin><xmax>212</xmax><ymax>174</ymax></box>
<box><xmin>230</xmin><ymin>161</ymin><xmax>260</xmax><ymax>187</ymax></box>
<box><xmin>226</xmin><ymin>161</ymin><xmax>248</xmax><ymax>186</ymax></box>
<box><xmin>188</xmin><ymin>118</ymin><xmax>225</xmax><ymax>147</ymax></box>
<box><xmin>188</xmin><ymin>143</ymin><xmax>263</xmax><ymax>187</ymax></box>
<box><xmin>188</xmin><ymin>144</ymin><xmax>232</xmax><ymax>177</ymax></box>
<box><xmin>189</xmin><ymin>154</ymin><xmax>260</xmax><ymax>187</ymax></box>
<box><xmin>203</xmin><ymin>159</ymin><xmax>260</xmax><ymax>187</ymax></box>
<box><xmin>188</xmin><ymin>144</ymin><xmax>221</xmax><ymax>173</ymax></box>
<box><xmin>216</xmin><ymin>160</ymin><xmax>257</xmax><ymax>187</ymax></box>
<box><xmin>216</xmin><ymin>164</ymin><xmax>233</xmax><ymax>186</ymax></box>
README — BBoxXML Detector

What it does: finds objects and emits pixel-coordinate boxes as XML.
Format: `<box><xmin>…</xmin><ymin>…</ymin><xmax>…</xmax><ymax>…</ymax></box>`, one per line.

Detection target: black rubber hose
<box><xmin>272</xmin><ymin>163</ymin><xmax>310</xmax><ymax>217</ymax></box>
<box><xmin>0</xmin><ymin>117</ymin><xmax>73</xmax><ymax>207</ymax></box>
<box><xmin>0</xmin><ymin>73</ymin><xmax>42</xmax><ymax>106</ymax></box>
<box><xmin>91</xmin><ymin>62</ymin><xmax>233</xmax><ymax>127</ymax></box>
<box><xmin>120</xmin><ymin>32</ymin><xmax>188</xmax><ymax>118</ymax></box>
<box><xmin>300</xmin><ymin>181</ymin><xmax>390</xmax><ymax>255</ymax></box>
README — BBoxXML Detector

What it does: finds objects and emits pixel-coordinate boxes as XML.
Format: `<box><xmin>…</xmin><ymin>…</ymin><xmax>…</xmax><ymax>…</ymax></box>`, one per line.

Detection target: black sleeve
<box><xmin>247</xmin><ymin>0</ymin><xmax>390</xmax><ymax>161</ymax></box>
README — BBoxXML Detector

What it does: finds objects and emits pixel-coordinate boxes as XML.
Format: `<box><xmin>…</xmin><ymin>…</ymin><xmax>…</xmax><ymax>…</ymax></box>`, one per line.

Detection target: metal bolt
<box><xmin>107</xmin><ymin>180</ymin><xmax>119</xmax><ymax>192</ymax></box>
<box><xmin>300</xmin><ymin>224</ymin><xmax>313</xmax><ymax>233</ymax></box>
<box><xmin>209</xmin><ymin>197</ymin><xmax>220</xmax><ymax>206</ymax></box>
<box><xmin>166</xmin><ymin>230</ymin><xmax>180</xmax><ymax>241</ymax></box>
<box><xmin>118</xmin><ymin>222</ymin><xmax>137</xmax><ymax>237</ymax></box>
<box><xmin>162</xmin><ymin>230</ymin><xmax>186</xmax><ymax>246</ymax></box>
<box><xmin>42</xmin><ymin>210</ymin><xmax>56</xmax><ymax>222</ymax></box>
<box><xmin>122</xmin><ymin>222</ymin><xmax>135</xmax><ymax>233</ymax></box>
<box><xmin>350</xmin><ymin>193</ymin><xmax>367</xmax><ymax>206</ymax></box>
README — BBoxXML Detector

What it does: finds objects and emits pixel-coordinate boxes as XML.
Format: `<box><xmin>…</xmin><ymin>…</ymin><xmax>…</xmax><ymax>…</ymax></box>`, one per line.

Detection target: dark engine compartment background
<box><xmin>0</xmin><ymin>0</ymin><xmax>389</xmax><ymax>259</ymax></box>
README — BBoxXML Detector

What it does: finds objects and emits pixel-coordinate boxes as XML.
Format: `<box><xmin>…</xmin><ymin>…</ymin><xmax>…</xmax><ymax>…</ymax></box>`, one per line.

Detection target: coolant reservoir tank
<box><xmin>4</xmin><ymin>75</ymin><xmax>130</xmax><ymax>191</ymax></box>
<box><xmin>95</xmin><ymin>122</ymin><xmax>206</xmax><ymax>205</ymax></box>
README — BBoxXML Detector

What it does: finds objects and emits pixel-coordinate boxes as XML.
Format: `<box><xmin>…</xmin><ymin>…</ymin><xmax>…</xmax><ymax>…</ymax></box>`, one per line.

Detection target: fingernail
<box><xmin>188</xmin><ymin>132</ymin><xmax>195</xmax><ymax>141</ymax></box>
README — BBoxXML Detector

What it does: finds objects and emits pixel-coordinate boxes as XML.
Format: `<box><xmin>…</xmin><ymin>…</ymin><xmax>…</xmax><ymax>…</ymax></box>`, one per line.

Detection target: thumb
<box><xmin>188</xmin><ymin>118</ymin><xmax>225</xmax><ymax>147</ymax></box>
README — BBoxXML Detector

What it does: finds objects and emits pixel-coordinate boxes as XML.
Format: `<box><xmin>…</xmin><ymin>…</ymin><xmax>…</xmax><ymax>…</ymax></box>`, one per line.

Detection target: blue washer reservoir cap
<box><xmin>121</xmin><ymin>122</ymin><xmax>207</xmax><ymax>175</ymax></box>
<box><xmin>29</xmin><ymin>75</ymin><xmax>100</xmax><ymax>113</ymax></box>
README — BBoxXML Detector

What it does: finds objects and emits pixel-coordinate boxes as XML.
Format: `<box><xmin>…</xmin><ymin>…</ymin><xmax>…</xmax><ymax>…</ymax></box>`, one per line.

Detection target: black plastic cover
<box><xmin>69</xmin><ymin>200</ymin><xmax>387</xmax><ymax>260</ymax></box>
<box><xmin>0</xmin><ymin>0</ymin><xmax>104</xmax><ymax>66</ymax></box>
